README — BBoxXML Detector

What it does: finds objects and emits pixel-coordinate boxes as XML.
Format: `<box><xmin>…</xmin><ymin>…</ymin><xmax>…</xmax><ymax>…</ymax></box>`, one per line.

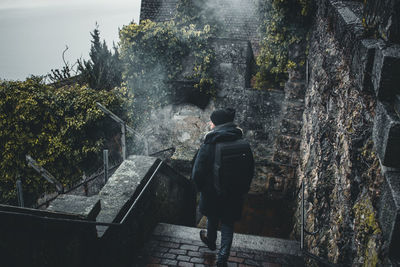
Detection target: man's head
<box><xmin>210</xmin><ymin>108</ymin><xmax>236</xmax><ymax>128</ymax></box>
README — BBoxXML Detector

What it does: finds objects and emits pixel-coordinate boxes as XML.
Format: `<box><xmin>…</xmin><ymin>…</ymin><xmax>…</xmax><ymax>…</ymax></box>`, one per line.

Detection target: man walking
<box><xmin>191</xmin><ymin>108</ymin><xmax>254</xmax><ymax>267</ymax></box>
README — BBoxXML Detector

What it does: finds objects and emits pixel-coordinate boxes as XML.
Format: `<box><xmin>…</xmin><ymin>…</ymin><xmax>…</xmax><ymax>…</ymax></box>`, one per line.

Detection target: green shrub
<box><xmin>119</xmin><ymin>18</ymin><xmax>215</xmax><ymax>123</ymax></box>
<box><xmin>0</xmin><ymin>77</ymin><xmax>126</xmax><ymax>205</ymax></box>
<box><xmin>255</xmin><ymin>0</ymin><xmax>314</xmax><ymax>89</ymax></box>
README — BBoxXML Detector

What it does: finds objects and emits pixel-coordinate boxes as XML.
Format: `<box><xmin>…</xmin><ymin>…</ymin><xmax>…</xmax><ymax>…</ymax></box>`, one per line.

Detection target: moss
<box><xmin>353</xmin><ymin>194</ymin><xmax>382</xmax><ymax>266</ymax></box>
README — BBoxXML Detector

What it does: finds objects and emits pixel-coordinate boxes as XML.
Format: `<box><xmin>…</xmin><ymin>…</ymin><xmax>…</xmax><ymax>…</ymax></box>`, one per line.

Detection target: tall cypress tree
<box><xmin>78</xmin><ymin>24</ymin><xmax>122</xmax><ymax>90</ymax></box>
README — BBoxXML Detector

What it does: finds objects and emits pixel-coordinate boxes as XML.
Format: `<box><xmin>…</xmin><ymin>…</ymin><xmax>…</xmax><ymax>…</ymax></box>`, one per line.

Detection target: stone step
<box><xmin>137</xmin><ymin>223</ymin><xmax>304</xmax><ymax>267</ymax></box>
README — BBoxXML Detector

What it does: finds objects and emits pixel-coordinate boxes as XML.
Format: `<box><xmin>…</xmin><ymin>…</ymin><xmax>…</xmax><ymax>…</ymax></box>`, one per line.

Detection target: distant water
<box><xmin>0</xmin><ymin>2</ymin><xmax>140</xmax><ymax>81</ymax></box>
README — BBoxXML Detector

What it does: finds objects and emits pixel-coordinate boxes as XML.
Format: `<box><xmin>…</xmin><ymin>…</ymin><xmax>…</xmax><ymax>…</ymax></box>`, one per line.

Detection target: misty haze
<box><xmin>0</xmin><ymin>0</ymin><xmax>140</xmax><ymax>81</ymax></box>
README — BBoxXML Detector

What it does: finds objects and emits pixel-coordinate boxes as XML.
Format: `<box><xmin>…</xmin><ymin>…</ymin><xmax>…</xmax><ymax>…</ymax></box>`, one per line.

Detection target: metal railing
<box><xmin>3</xmin><ymin>160</ymin><xmax>164</xmax><ymax>228</ymax></box>
<box><xmin>300</xmin><ymin>179</ymin><xmax>339</xmax><ymax>267</ymax></box>
<box><xmin>35</xmin><ymin>160</ymin><xmax>122</xmax><ymax>209</ymax></box>
<box><xmin>96</xmin><ymin>102</ymin><xmax>149</xmax><ymax>158</ymax></box>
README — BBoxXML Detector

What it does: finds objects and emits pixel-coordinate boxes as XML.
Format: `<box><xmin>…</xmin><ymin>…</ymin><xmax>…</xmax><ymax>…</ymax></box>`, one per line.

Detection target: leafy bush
<box><xmin>119</xmin><ymin>18</ymin><xmax>215</xmax><ymax>123</ymax></box>
<box><xmin>254</xmin><ymin>0</ymin><xmax>314</xmax><ymax>89</ymax></box>
<box><xmin>0</xmin><ymin>77</ymin><xmax>126</xmax><ymax>205</ymax></box>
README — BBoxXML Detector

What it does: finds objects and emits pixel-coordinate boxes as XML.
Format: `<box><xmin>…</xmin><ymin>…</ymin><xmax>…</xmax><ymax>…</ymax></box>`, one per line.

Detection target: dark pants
<box><xmin>206</xmin><ymin>216</ymin><xmax>234</xmax><ymax>263</ymax></box>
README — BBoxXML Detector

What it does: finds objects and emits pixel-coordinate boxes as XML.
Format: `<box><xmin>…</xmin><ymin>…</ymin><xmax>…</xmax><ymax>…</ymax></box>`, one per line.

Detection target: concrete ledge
<box><xmin>46</xmin><ymin>194</ymin><xmax>100</xmax><ymax>220</ymax></box>
<box><xmin>372</xmin><ymin>44</ymin><xmax>400</xmax><ymax>101</ymax></box>
<box><xmin>378</xmin><ymin>169</ymin><xmax>400</xmax><ymax>261</ymax></box>
<box><xmin>96</xmin><ymin>156</ymin><xmax>196</xmax><ymax>266</ymax></box>
<box><xmin>96</xmin><ymin>155</ymin><xmax>160</xmax><ymax>236</ymax></box>
<box><xmin>373</xmin><ymin>101</ymin><xmax>400</xmax><ymax>168</ymax></box>
<box><xmin>327</xmin><ymin>0</ymin><xmax>364</xmax><ymax>60</ymax></box>
<box><xmin>395</xmin><ymin>94</ymin><xmax>400</xmax><ymax>115</ymax></box>
<box><xmin>352</xmin><ymin>39</ymin><xmax>385</xmax><ymax>92</ymax></box>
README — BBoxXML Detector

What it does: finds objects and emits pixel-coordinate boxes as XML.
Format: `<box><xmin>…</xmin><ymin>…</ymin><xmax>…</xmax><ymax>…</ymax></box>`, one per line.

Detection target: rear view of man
<box><xmin>191</xmin><ymin>108</ymin><xmax>254</xmax><ymax>267</ymax></box>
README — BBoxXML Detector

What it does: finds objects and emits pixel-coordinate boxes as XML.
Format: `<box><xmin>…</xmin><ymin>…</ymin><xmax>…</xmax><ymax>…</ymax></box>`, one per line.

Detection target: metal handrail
<box><xmin>96</xmin><ymin>102</ymin><xmax>149</xmax><ymax>157</ymax></box>
<box><xmin>35</xmin><ymin>162</ymin><xmax>122</xmax><ymax>209</ymax></box>
<box><xmin>149</xmin><ymin>147</ymin><xmax>175</xmax><ymax>157</ymax></box>
<box><xmin>120</xmin><ymin>160</ymin><xmax>163</xmax><ymax>223</ymax></box>
<box><xmin>300</xmin><ymin>179</ymin><xmax>339</xmax><ymax>267</ymax></box>
<box><xmin>3</xmin><ymin>161</ymin><xmax>164</xmax><ymax>228</ymax></box>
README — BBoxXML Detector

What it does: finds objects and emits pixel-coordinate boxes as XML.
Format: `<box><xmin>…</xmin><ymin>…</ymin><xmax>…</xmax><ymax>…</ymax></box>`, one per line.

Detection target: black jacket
<box><xmin>191</xmin><ymin>122</ymin><xmax>254</xmax><ymax>222</ymax></box>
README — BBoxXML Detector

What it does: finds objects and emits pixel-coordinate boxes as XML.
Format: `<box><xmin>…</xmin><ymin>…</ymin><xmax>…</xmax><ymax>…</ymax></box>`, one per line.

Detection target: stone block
<box><xmin>364</xmin><ymin>0</ymin><xmax>400</xmax><ymax>43</ymax></box>
<box><xmin>254</xmin><ymin>130</ymin><xmax>269</xmax><ymax>140</ymax></box>
<box><xmin>284</xmin><ymin>81</ymin><xmax>306</xmax><ymax>101</ymax></box>
<box><xmin>280</xmin><ymin>119</ymin><xmax>302</xmax><ymax>136</ymax></box>
<box><xmin>273</xmin><ymin>150</ymin><xmax>292</xmax><ymax>166</ymax></box>
<box><xmin>372</xmin><ymin>44</ymin><xmax>400</xmax><ymax>101</ymax></box>
<box><xmin>373</xmin><ymin>101</ymin><xmax>400</xmax><ymax>168</ymax></box>
<box><xmin>352</xmin><ymin>39</ymin><xmax>385</xmax><ymax>92</ymax></box>
<box><xmin>276</xmin><ymin>136</ymin><xmax>301</xmax><ymax>152</ymax></box>
<box><xmin>284</xmin><ymin>104</ymin><xmax>304</xmax><ymax>122</ymax></box>
<box><xmin>328</xmin><ymin>0</ymin><xmax>364</xmax><ymax>58</ymax></box>
<box><xmin>47</xmin><ymin>194</ymin><xmax>100</xmax><ymax>220</ymax></box>
<box><xmin>395</xmin><ymin>94</ymin><xmax>400</xmax><ymax>115</ymax></box>
<box><xmin>378</xmin><ymin>170</ymin><xmax>400</xmax><ymax>260</ymax></box>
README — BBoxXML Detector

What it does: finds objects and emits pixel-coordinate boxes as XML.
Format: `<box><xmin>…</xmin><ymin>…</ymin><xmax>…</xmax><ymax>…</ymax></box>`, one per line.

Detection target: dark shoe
<box><xmin>200</xmin><ymin>230</ymin><xmax>216</xmax><ymax>251</ymax></box>
<box><xmin>216</xmin><ymin>262</ymin><xmax>228</xmax><ymax>267</ymax></box>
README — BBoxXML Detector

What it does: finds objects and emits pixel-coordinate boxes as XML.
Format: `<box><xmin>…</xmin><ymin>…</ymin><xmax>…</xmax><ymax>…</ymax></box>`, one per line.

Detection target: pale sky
<box><xmin>0</xmin><ymin>0</ymin><xmax>142</xmax><ymax>81</ymax></box>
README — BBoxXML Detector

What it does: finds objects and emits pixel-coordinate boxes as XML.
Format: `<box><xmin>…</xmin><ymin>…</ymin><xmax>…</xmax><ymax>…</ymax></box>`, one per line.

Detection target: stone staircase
<box><xmin>136</xmin><ymin>223</ymin><xmax>304</xmax><ymax>267</ymax></box>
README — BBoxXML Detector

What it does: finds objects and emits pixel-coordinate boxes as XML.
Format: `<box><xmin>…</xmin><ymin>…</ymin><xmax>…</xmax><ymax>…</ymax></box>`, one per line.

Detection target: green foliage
<box><xmin>255</xmin><ymin>0</ymin><xmax>314</xmax><ymax>89</ymax></box>
<box><xmin>78</xmin><ymin>24</ymin><xmax>122</xmax><ymax>91</ymax></box>
<box><xmin>119</xmin><ymin>18</ymin><xmax>215</xmax><ymax>123</ymax></box>
<box><xmin>0</xmin><ymin>77</ymin><xmax>126</xmax><ymax>205</ymax></box>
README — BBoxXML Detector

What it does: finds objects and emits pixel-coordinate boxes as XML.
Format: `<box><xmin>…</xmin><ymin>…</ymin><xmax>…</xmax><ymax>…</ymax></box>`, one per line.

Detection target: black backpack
<box><xmin>213</xmin><ymin>138</ymin><xmax>254</xmax><ymax>196</ymax></box>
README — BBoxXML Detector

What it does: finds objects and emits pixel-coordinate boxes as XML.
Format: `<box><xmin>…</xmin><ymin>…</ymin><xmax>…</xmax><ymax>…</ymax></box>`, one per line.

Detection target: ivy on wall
<box><xmin>0</xmin><ymin>77</ymin><xmax>126</xmax><ymax>205</ymax></box>
<box><xmin>254</xmin><ymin>0</ymin><xmax>315</xmax><ymax>89</ymax></box>
<box><xmin>119</xmin><ymin>8</ymin><xmax>216</xmax><ymax>124</ymax></box>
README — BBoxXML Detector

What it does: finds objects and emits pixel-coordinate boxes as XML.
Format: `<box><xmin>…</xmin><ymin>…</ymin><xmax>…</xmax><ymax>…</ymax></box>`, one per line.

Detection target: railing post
<box><xmin>16</xmin><ymin>179</ymin><xmax>24</xmax><ymax>207</ymax></box>
<box><xmin>103</xmin><ymin>149</ymin><xmax>109</xmax><ymax>183</ymax></box>
<box><xmin>301</xmin><ymin>179</ymin><xmax>305</xmax><ymax>250</ymax></box>
<box><xmin>306</xmin><ymin>60</ymin><xmax>309</xmax><ymax>86</ymax></box>
<box><xmin>121</xmin><ymin>123</ymin><xmax>126</xmax><ymax>160</ymax></box>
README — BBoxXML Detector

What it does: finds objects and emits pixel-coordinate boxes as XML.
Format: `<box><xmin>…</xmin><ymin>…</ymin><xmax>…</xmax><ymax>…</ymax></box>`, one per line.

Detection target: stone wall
<box><xmin>140</xmin><ymin>0</ymin><xmax>178</xmax><ymax>22</ymax></box>
<box><xmin>133</xmin><ymin>38</ymin><xmax>285</xmax><ymax>193</ymax></box>
<box><xmin>139</xmin><ymin>0</ymin><xmax>261</xmax><ymax>54</ymax></box>
<box><xmin>294</xmin><ymin>0</ymin><xmax>400</xmax><ymax>265</ymax></box>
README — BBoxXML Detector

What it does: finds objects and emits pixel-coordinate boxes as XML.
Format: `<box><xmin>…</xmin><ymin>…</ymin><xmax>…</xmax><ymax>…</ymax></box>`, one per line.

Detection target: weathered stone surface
<box><xmin>284</xmin><ymin>103</ymin><xmax>304</xmax><ymax>122</ymax></box>
<box><xmin>276</xmin><ymin>136</ymin><xmax>301</xmax><ymax>152</ymax></box>
<box><xmin>328</xmin><ymin>0</ymin><xmax>364</xmax><ymax>60</ymax></box>
<box><xmin>140</xmin><ymin>104</ymin><xmax>209</xmax><ymax>165</ymax></box>
<box><xmin>284</xmin><ymin>81</ymin><xmax>306</xmax><ymax>102</ymax></box>
<box><xmin>140</xmin><ymin>0</ymin><xmax>178</xmax><ymax>22</ymax></box>
<box><xmin>212</xmin><ymin>39</ymin><xmax>255</xmax><ymax>90</ymax></box>
<box><xmin>395</xmin><ymin>94</ymin><xmax>400</xmax><ymax>115</ymax></box>
<box><xmin>372</xmin><ymin>44</ymin><xmax>400</xmax><ymax>101</ymax></box>
<box><xmin>352</xmin><ymin>39</ymin><xmax>385</xmax><ymax>92</ymax></box>
<box><xmin>373</xmin><ymin>101</ymin><xmax>400</xmax><ymax>168</ymax></box>
<box><xmin>294</xmin><ymin>2</ymin><xmax>386</xmax><ymax>264</ymax></box>
<box><xmin>364</xmin><ymin>0</ymin><xmax>400</xmax><ymax>43</ymax></box>
<box><xmin>280</xmin><ymin>119</ymin><xmax>302</xmax><ymax>136</ymax></box>
<box><xmin>96</xmin><ymin>156</ymin><xmax>196</xmax><ymax>266</ymax></box>
<box><xmin>47</xmin><ymin>194</ymin><xmax>100</xmax><ymax>220</ymax></box>
<box><xmin>378</xmin><ymin>170</ymin><xmax>400</xmax><ymax>261</ymax></box>
<box><xmin>151</xmin><ymin>223</ymin><xmax>302</xmax><ymax>257</ymax></box>
<box><xmin>96</xmin><ymin>155</ymin><xmax>160</xmax><ymax>235</ymax></box>
<box><xmin>140</xmin><ymin>0</ymin><xmax>262</xmax><ymax>54</ymax></box>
